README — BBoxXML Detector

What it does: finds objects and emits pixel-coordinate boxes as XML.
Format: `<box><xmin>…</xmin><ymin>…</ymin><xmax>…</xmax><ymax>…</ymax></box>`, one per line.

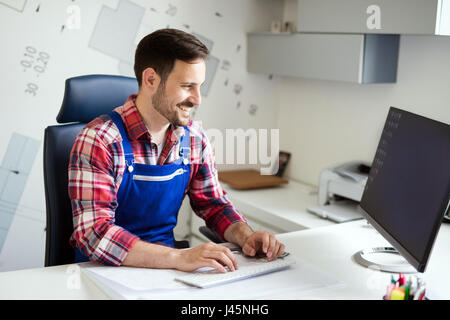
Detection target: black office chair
<box><xmin>43</xmin><ymin>75</ymin><xmax>141</xmax><ymax>266</ymax></box>
<box><xmin>199</xmin><ymin>226</ymin><xmax>223</xmax><ymax>243</ymax></box>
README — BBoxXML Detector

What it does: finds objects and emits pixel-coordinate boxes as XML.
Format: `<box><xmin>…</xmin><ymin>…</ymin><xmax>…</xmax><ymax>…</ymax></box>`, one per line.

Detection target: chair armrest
<box><xmin>199</xmin><ymin>226</ymin><xmax>223</xmax><ymax>244</ymax></box>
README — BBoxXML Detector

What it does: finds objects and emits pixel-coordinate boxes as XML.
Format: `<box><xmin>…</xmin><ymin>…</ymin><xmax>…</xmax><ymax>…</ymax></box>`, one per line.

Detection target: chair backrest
<box><xmin>43</xmin><ymin>74</ymin><xmax>138</xmax><ymax>266</ymax></box>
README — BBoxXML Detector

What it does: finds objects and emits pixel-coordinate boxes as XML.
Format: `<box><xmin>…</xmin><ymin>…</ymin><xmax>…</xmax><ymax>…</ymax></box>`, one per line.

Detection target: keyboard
<box><xmin>174</xmin><ymin>252</ymin><xmax>295</xmax><ymax>288</ymax></box>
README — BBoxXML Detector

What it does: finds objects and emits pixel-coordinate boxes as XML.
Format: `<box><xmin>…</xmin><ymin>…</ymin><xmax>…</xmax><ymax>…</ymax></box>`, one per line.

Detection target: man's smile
<box><xmin>177</xmin><ymin>102</ymin><xmax>194</xmax><ymax>116</ymax></box>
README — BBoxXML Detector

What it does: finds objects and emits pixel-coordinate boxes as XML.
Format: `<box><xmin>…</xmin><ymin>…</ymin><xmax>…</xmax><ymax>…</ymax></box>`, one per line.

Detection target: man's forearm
<box><xmin>122</xmin><ymin>238</ymin><xmax>239</xmax><ymax>273</ymax></box>
<box><xmin>122</xmin><ymin>240</ymin><xmax>180</xmax><ymax>269</ymax></box>
<box><xmin>223</xmin><ymin>221</ymin><xmax>253</xmax><ymax>248</ymax></box>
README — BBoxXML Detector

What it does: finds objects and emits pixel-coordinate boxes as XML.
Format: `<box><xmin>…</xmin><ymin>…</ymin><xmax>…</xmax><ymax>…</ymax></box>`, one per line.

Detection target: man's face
<box><xmin>152</xmin><ymin>59</ymin><xmax>205</xmax><ymax>127</ymax></box>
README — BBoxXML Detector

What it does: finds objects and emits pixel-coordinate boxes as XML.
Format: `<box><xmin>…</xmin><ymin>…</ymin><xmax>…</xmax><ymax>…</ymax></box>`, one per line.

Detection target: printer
<box><xmin>307</xmin><ymin>161</ymin><xmax>371</xmax><ymax>223</ymax></box>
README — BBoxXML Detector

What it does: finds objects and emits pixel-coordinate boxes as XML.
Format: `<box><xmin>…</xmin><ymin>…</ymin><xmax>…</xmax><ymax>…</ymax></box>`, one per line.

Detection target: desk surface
<box><xmin>1</xmin><ymin>220</ymin><xmax>449</xmax><ymax>299</ymax></box>
<box><xmin>222</xmin><ymin>180</ymin><xmax>335</xmax><ymax>231</ymax></box>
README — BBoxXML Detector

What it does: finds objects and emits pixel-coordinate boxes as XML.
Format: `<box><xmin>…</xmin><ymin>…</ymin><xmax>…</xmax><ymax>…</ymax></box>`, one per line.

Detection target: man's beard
<box><xmin>152</xmin><ymin>83</ymin><xmax>193</xmax><ymax>127</ymax></box>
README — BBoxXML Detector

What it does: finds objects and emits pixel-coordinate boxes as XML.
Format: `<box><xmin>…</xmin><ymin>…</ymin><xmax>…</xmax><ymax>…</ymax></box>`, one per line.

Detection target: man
<box><xmin>69</xmin><ymin>28</ymin><xmax>285</xmax><ymax>273</ymax></box>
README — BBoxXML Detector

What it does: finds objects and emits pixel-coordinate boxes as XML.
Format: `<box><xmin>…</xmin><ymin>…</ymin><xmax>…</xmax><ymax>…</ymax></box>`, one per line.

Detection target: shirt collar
<box><xmin>118</xmin><ymin>94</ymin><xmax>186</xmax><ymax>143</ymax></box>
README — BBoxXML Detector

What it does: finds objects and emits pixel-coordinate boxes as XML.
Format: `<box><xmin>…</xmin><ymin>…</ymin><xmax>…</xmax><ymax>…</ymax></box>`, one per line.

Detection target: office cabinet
<box><xmin>297</xmin><ymin>0</ymin><xmax>450</xmax><ymax>35</ymax></box>
<box><xmin>247</xmin><ymin>33</ymin><xmax>399</xmax><ymax>83</ymax></box>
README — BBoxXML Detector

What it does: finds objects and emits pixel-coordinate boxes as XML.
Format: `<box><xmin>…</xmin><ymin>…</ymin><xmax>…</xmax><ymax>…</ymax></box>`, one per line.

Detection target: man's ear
<box><xmin>141</xmin><ymin>67</ymin><xmax>161</xmax><ymax>94</ymax></box>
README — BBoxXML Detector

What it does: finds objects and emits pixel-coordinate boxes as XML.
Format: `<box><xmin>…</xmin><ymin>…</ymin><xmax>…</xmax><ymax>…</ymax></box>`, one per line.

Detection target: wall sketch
<box><xmin>234</xmin><ymin>84</ymin><xmax>243</xmax><ymax>95</ymax></box>
<box><xmin>249</xmin><ymin>104</ymin><xmax>258</xmax><ymax>116</ymax></box>
<box><xmin>165</xmin><ymin>4</ymin><xmax>177</xmax><ymax>17</ymax></box>
<box><xmin>21</xmin><ymin>45</ymin><xmax>50</xmax><ymax>98</ymax></box>
<box><xmin>0</xmin><ymin>133</ymin><xmax>40</xmax><ymax>252</ymax></box>
<box><xmin>192</xmin><ymin>32</ymin><xmax>219</xmax><ymax>97</ymax></box>
<box><xmin>221</xmin><ymin>60</ymin><xmax>230</xmax><ymax>71</ymax></box>
<box><xmin>0</xmin><ymin>0</ymin><xmax>27</xmax><ymax>12</ymax></box>
<box><xmin>89</xmin><ymin>0</ymin><xmax>144</xmax><ymax>77</ymax></box>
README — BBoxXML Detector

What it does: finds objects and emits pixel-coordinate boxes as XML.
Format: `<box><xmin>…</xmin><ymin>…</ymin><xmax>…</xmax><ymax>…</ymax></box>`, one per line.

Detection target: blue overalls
<box><xmin>74</xmin><ymin>111</ymin><xmax>191</xmax><ymax>263</ymax></box>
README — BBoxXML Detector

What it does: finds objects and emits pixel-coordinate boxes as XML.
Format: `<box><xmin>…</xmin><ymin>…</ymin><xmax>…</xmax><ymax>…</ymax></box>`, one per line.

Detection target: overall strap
<box><xmin>108</xmin><ymin>111</ymin><xmax>134</xmax><ymax>163</ymax></box>
<box><xmin>178</xmin><ymin>126</ymin><xmax>191</xmax><ymax>163</ymax></box>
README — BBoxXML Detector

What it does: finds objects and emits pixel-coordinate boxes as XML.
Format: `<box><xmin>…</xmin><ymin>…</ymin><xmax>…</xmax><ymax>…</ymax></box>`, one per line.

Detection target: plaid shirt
<box><xmin>69</xmin><ymin>94</ymin><xmax>246</xmax><ymax>266</ymax></box>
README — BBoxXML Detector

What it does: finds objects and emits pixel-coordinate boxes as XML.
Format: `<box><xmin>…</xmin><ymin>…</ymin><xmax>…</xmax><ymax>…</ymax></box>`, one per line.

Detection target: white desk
<box><xmin>222</xmin><ymin>180</ymin><xmax>335</xmax><ymax>231</ymax></box>
<box><xmin>189</xmin><ymin>180</ymin><xmax>335</xmax><ymax>245</ymax></box>
<box><xmin>1</xmin><ymin>220</ymin><xmax>449</xmax><ymax>299</ymax></box>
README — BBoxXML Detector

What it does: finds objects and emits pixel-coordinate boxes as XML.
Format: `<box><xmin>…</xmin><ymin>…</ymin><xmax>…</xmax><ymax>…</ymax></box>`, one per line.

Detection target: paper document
<box><xmin>81</xmin><ymin>252</ymin><xmax>344</xmax><ymax>300</ymax></box>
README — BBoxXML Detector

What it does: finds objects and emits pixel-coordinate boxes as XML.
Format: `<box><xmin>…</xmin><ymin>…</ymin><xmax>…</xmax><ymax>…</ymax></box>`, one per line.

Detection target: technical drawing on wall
<box><xmin>89</xmin><ymin>0</ymin><xmax>221</xmax><ymax>97</ymax></box>
<box><xmin>192</xmin><ymin>32</ymin><xmax>219</xmax><ymax>96</ymax></box>
<box><xmin>89</xmin><ymin>0</ymin><xmax>145</xmax><ymax>77</ymax></box>
<box><xmin>0</xmin><ymin>133</ymin><xmax>40</xmax><ymax>252</ymax></box>
<box><xmin>0</xmin><ymin>0</ymin><xmax>27</xmax><ymax>12</ymax></box>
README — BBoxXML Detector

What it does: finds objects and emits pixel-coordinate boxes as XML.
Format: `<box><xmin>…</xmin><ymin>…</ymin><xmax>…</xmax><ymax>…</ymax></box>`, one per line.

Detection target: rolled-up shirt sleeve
<box><xmin>188</xmin><ymin>126</ymin><xmax>247</xmax><ymax>241</ymax></box>
<box><xmin>68</xmin><ymin>124</ymin><xmax>139</xmax><ymax>266</ymax></box>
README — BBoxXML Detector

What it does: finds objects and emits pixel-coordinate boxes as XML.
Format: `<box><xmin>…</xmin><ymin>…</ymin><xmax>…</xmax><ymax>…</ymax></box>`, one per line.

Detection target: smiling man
<box><xmin>68</xmin><ymin>29</ymin><xmax>285</xmax><ymax>272</ymax></box>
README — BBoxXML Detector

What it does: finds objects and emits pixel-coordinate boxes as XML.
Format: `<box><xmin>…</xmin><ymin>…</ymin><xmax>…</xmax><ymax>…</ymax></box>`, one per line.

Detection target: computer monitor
<box><xmin>357</xmin><ymin>107</ymin><xmax>450</xmax><ymax>273</ymax></box>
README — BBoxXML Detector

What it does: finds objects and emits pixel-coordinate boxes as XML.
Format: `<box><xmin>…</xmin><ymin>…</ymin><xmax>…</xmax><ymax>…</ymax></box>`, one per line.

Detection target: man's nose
<box><xmin>191</xmin><ymin>87</ymin><xmax>201</xmax><ymax>106</ymax></box>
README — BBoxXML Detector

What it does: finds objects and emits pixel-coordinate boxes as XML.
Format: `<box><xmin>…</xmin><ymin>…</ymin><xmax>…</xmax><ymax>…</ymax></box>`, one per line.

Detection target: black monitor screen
<box><xmin>360</xmin><ymin>107</ymin><xmax>450</xmax><ymax>272</ymax></box>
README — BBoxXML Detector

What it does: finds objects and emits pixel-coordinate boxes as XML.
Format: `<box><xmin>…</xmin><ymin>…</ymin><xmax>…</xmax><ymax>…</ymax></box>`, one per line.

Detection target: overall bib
<box><xmin>74</xmin><ymin>111</ymin><xmax>190</xmax><ymax>263</ymax></box>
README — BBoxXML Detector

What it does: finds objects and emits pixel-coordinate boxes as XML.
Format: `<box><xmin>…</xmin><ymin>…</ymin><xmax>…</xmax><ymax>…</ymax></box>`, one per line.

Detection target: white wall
<box><xmin>277</xmin><ymin>35</ymin><xmax>450</xmax><ymax>186</ymax></box>
<box><xmin>0</xmin><ymin>0</ymin><xmax>282</xmax><ymax>271</ymax></box>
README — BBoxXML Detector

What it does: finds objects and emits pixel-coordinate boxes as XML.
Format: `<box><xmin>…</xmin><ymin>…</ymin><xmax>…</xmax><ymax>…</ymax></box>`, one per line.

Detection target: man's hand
<box><xmin>174</xmin><ymin>242</ymin><xmax>238</xmax><ymax>273</ymax></box>
<box><xmin>241</xmin><ymin>231</ymin><xmax>285</xmax><ymax>261</ymax></box>
<box><xmin>122</xmin><ymin>240</ymin><xmax>237</xmax><ymax>272</ymax></box>
<box><xmin>123</xmin><ymin>224</ymin><xmax>285</xmax><ymax>272</ymax></box>
<box><xmin>223</xmin><ymin>222</ymin><xmax>285</xmax><ymax>262</ymax></box>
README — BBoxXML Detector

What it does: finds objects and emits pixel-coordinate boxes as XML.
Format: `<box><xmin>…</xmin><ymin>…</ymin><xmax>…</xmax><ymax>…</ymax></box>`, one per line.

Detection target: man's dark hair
<box><xmin>134</xmin><ymin>28</ymin><xmax>209</xmax><ymax>88</ymax></box>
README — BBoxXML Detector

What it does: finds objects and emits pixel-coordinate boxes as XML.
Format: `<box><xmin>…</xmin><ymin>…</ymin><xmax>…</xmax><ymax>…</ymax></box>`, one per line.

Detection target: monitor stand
<box><xmin>353</xmin><ymin>247</ymin><xmax>417</xmax><ymax>273</ymax></box>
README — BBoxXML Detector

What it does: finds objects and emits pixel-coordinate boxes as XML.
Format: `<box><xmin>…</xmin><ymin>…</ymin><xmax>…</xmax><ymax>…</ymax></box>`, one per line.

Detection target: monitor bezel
<box><xmin>357</xmin><ymin>107</ymin><xmax>450</xmax><ymax>273</ymax></box>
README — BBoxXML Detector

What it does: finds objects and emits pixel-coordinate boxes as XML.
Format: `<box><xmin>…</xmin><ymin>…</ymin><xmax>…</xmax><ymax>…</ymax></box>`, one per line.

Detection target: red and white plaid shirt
<box><xmin>69</xmin><ymin>94</ymin><xmax>246</xmax><ymax>266</ymax></box>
